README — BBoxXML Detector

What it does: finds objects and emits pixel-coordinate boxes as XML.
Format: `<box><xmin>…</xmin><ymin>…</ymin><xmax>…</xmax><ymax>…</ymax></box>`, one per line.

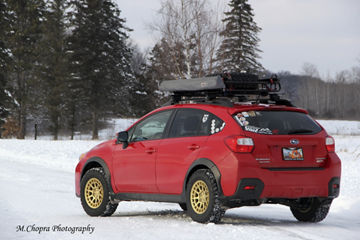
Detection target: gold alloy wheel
<box><xmin>84</xmin><ymin>178</ymin><xmax>104</xmax><ymax>209</ymax></box>
<box><xmin>190</xmin><ymin>180</ymin><xmax>210</xmax><ymax>214</ymax></box>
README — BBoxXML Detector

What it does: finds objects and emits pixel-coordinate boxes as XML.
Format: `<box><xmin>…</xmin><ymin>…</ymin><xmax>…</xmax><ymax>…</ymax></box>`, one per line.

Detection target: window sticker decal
<box><xmin>211</xmin><ymin>119</ymin><xmax>216</xmax><ymax>134</ymax></box>
<box><xmin>245</xmin><ymin>125</ymin><xmax>260</xmax><ymax>133</ymax></box>
<box><xmin>242</xmin><ymin>112</ymin><xmax>249</xmax><ymax>117</ymax></box>
<box><xmin>248</xmin><ymin>111</ymin><xmax>256</xmax><ymax>117</ymax></box>
<box><xmin>258</xmin><ymin>128</ymin><xmax>272</xmax><ymax>135</ymax></box>
<box><xmin>202</xmin><ymin>114</ymin><xmax>209</xmax><ymax>123</ymax></box>
<box><xmin>220</xmin><ymin>122</ymin><xmax>226</xmax><ymax>130</ymax></box>
<box><xmin>238</xmin><ymin>117</ymin><xmax>248</xmax><ymax>126</ymax></box>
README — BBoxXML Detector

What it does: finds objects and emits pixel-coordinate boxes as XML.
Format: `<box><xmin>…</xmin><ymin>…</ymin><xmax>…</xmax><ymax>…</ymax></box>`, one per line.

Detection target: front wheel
<box><xmin>290</xmin><ymin>198</ymin><xmax>332</xmax><ymax>222</ymax></box>
<box><xmin>80</xmin><ymin>168</ymin><xmax>118</xmax><ymax>216</ymax></box>
<box><xmin>186</xmin><ymin>169</ymin><xmax>225</xmax><ymax>223</ymax></box>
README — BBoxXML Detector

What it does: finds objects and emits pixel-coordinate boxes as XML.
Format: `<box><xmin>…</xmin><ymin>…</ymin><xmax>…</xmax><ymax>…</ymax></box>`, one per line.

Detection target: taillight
<box><xmin>326</xmin><ymin>136</ymin><xmax>335</xmax><ymax>152</ymax></box>
<box><xmin>225</xmin><ymin>136</ymin><xmax>254</xmax><ymax>153</ymax></box>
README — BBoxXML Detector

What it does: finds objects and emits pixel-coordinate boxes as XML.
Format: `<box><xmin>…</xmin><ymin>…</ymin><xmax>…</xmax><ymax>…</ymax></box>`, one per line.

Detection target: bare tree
<box><xmin>301</xmin><ymin>62</ymin><xmax>320</xmax><ymax>78</ymax></box>
<box><xmin>151</xmin><ymin>0</ymin><xmax>222</xmax><ymax>79</ymax></box>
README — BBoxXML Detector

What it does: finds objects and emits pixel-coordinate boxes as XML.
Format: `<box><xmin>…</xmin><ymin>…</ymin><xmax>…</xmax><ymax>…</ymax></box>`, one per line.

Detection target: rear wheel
<box><xmin>290</xmin><ymin>198</ymin><xmax>332</xmax><ymax>222</ymax></box>
<box><xmin>186</xmin><ymin>169</ymin><xmax>225</xmax><ymax>223</ymax></box>
<box><xmin>80</xmin><ymin>168</ymin><xmax>118</xmax><ymax>216</ymax></box>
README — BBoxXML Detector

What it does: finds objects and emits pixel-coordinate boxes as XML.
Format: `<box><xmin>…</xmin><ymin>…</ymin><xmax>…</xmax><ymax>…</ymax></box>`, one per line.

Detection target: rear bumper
<box><xmin>220</xmin><ymin>153</ymin><xmax>341</xmax><ymax>201</ymax></box>
<box><xmin>225</xmin><ymin>176</ymin><xmax>340</xmax><ymax>203</ymax></box>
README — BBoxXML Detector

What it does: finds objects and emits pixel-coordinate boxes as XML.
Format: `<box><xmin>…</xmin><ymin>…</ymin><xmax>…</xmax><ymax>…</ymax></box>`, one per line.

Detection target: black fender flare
<box><xmin>181</xmin><ymin>158</ymin><xmax>222</xmax><ymax>202</ymax></box>
<box><xmin>81</xmin><ymin>157</ymin><xmax>115</xmax><ymax>193</ymax></box>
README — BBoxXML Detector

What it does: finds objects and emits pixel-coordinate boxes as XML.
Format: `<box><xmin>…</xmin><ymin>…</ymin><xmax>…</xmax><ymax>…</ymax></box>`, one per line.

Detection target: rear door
<box><xmin>156</xmin><ymin>108</ymin><xmax>216</xmax><ymax>194</ymax></box>
<box><xmin>234</xmin><ymin>110</ymin><xmax>328</xmax><ymax>169</ymax></box>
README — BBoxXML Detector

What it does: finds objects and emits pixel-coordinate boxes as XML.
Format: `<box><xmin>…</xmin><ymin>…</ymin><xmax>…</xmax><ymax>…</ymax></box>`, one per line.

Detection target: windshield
<box><xmin>234</xmin><ymin>110</ymin><xmax>322</xmax><ymax>135</ymax></box>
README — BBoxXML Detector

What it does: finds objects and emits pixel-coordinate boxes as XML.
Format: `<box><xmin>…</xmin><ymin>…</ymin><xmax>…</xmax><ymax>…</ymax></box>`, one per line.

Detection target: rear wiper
<box><xmin>287</xmin><ymin>129</ymin><xmax>314</xmax><ymax>134</ymax></box>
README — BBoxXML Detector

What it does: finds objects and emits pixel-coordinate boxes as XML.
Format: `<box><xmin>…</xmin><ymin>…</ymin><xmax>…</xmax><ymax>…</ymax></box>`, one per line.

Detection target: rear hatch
<box><xmin>233</xmin><ymin>109</ymin><xmax>328</xmax><ymax>169</ymax></box>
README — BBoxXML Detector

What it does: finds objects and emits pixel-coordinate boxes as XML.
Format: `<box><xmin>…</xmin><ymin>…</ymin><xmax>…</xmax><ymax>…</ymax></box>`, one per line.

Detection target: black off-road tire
<box><xmin>290</xmin><ymin>198</ymin><xmax>332</xmax><ymax>222</ymax></box>
<box><xmin>80</xmin><ymin>168</ymin><xmax>118</xmax><ymax>216</ymax></box>
<box><xmin>186</xmin><ymin>169</ymin><xmax>225</xmax><ymax>223</ymax></box>
<box><xmin>179</xmin><ymin>203</ymin><xmax>187</xmax><ymax>211</ymax></box>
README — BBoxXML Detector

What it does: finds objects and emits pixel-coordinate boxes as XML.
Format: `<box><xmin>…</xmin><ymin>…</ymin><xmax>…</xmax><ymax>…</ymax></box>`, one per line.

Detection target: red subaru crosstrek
<box><xmin>75</xmin><ymin>74</ymin><xmax>341</xmax><ymax>223</ymax></box>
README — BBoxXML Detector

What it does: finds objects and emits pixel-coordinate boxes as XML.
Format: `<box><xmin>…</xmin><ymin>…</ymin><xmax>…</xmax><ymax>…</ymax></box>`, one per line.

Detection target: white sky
<box><xmin>117</xmin><ymin>0</ymin><xmax>360</xmax><ymax>77</ymax></box>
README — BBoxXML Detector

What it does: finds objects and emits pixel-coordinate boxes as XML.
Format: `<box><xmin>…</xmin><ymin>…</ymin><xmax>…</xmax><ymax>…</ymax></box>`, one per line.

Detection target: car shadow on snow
<box><xmin>112</xmin><ymin>210</ymin><xmax>314</xmax><ymax>226</ymax></box>
<box><xmin>113</xmin><ymin>209</ymin><xmax>189</xmax><ymax>220</ymax></box>
<box><xmin>220</xmin><ymin>213</ymin><xmax>299</xmax><ymax>226</ymax></box>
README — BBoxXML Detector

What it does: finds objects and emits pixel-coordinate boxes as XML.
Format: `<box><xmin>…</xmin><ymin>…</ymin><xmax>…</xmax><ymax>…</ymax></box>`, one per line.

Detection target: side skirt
<box><xmin>111</xmin><ymin>192</ymin><xmax>184</xmax><ymax>204</ymax></box>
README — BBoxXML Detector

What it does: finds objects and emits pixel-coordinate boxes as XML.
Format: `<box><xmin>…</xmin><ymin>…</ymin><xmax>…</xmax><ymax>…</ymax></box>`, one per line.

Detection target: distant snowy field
<box><xmin>317</xmin><ymin>119</ymin><xmax>360</xmax><ymax>135</ymax></box>
<box><xmin>0</xmin><ymin>119</ymin><xmax>359</xmax><ymax>240</ymax></box>
<box><xmin>26</xmin><ymin>118</ymin><xmax>360</xmax><ymax>141</ymax></box>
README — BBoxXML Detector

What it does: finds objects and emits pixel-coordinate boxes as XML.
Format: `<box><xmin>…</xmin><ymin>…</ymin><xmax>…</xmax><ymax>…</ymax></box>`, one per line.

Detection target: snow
<box><xmin>317</xmin><ymin>119</ymin><xmax>360</xmax><ymax>136</ymax></box>
<box><xmin>1</xmin><ymin>120</ymin><xmax>360</xmax><ymax>240</ymax></box>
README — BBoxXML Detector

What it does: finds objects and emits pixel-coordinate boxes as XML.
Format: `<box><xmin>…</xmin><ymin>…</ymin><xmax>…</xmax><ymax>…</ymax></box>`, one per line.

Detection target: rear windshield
<box><xmin>234</xmin><ymin>111</ymin><xmax>322</xmax><ymax>135</ymax></box>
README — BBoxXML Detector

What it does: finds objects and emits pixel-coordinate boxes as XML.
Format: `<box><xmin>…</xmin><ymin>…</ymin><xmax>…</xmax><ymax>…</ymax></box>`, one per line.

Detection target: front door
<box><xmin>112</xmin><ymin>110</ymin><xmax>173</xmax><ymax>193</ymax></box>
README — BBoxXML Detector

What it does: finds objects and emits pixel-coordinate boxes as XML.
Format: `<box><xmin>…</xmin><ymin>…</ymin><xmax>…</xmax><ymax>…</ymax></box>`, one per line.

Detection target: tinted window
<box><xmin>131</xmin><ymin>110</ymin><xmax>172</xmax><ymax>141</ymax></box>
<box><xmin>234</xmin><ymin>111</ymin><xmax>321</xmax><ymax>135</ymax></box>
<box><xmin>169</xmin><ymin>109</ymin><xmax>225</xmax><ymax>138</ymax></box>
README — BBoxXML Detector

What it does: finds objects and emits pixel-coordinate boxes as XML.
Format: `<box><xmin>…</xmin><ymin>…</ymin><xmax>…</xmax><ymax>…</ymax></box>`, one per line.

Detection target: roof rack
<box><xmin>159</xmin><ymin>73</ymin><xmax>293</xmax><ymax>107</ymax></box>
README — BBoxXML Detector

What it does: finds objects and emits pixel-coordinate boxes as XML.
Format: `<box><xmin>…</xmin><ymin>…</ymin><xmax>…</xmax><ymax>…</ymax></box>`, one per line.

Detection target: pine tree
<box><xmin>148</xmin><ymin>38</ymin><xmax>187</xmax><ymax>80</ymax></box>
<box><xmin>129</xmin><ymin>44</ymin><xmax>158</xmax><ymax>116</ymax></box>
<box><xmin>216</xmin><ymin>0</ymin><xmax>263</xmax><ymax>73</ymax></box>
<box><xmin>68</xmin><ymin>0</ymin><xmax>134</xmax><ymax>139</ymax></box>
<box><xmin>0</xmin><ymin>1</ymin><xmax>11</xmax><ymax>134</ymax></box>
<box><xmin>4</xmin><ymin>0</ymin><xmax>46</xmax><ymax>139</ymax></box>
<box><xmin>39</xmin><ymin>0</ymin><xmax>69</xmax><ymax>140</ymax></box>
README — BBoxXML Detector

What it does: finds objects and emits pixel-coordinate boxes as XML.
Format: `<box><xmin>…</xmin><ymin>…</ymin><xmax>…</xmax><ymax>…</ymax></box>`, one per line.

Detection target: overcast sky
<box><xmin>117</xmin><ymin>0</ymin><xmax>360</xmax><ymax>77</ymax></box>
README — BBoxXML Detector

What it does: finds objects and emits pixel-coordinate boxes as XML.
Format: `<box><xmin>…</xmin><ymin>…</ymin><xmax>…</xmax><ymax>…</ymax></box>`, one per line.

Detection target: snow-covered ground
<box><xmin>1</xmin><ymin>121</ymin><xmax>359</xmax><ymax>240</ymax></box>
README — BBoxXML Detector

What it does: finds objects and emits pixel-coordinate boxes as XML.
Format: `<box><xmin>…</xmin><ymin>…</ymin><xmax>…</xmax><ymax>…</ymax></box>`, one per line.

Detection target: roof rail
<box><xmin>159</xmin><ymin>73</ymin><xmax>293</xmax><ymax>107</ymax></box>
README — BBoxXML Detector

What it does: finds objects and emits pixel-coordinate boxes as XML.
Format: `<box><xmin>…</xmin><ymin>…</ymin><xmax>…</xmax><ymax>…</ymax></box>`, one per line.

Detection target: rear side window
<box><xmin>234</xmin><ymin>111</ymin><xmax>321</xmax><ymax>135</ymax></box>
<box><xmin>169</xmin><ymin>108</ymin><xmax>225</xmax><ymax>138</ymax></box>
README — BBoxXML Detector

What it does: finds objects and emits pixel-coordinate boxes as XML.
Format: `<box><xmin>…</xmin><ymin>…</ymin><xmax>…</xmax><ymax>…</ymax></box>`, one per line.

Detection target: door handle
<box><xmin>187</xmin><ymin>144</ymin><xmax>200</xmax><ymax>150</ymax></box>
<box><xmin>145</xmin><ymin>148</ymin><xmax>156</xmax><ymax>154</ymax></box>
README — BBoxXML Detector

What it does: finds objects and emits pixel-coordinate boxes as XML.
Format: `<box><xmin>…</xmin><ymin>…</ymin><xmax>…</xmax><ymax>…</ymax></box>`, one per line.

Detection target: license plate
<box><xmin>282</xmin><ymin>147</ymin><xmax>304</xmax><ymax>161</ymax></box>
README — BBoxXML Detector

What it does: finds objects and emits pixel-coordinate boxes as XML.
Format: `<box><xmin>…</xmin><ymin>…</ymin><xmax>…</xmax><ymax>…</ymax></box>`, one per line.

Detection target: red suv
<box><xmin>75</xmin><ymin>74</ymin><xmax>341</xmax><ymax>223</ymax></box>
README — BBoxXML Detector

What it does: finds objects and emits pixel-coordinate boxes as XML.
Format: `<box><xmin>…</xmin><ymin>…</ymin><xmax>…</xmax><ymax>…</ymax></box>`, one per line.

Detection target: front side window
<box><xmin>131</xmin><ymin>110</ymin><xmax>172</xmax><ymax>142</ymax></box>
<box><xmin>169</xmin><ymin>108</ymin><xmax>225</xmax><ymax>138</ymax></box>
<box><xmin>234</xmin><ymin>110</ymin><xmax>321</xmax><ymax>135</ymax></box>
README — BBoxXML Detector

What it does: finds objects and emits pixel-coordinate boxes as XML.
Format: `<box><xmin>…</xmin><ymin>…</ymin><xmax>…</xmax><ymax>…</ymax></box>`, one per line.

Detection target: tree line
<box><xmin>1</xmin><ymin>0</ymin><xmax>135</xmax><ymax>139</ymax></box>
<box><xmin>0</xmin><ymin>0</ymin><xmax>359</xmax><ymax>140</ymax></box>
<box><xmin>280</xmin><ymin>63</ymin><xmax>360</xmax><ymax>120</ymax></box>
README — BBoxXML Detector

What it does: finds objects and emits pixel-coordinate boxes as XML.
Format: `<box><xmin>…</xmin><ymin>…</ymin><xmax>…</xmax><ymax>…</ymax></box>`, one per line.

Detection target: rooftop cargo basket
<box><xmin>159</xmin><ymin>73</ymin><xmax>293</xmax><ymax>107</ymax></box>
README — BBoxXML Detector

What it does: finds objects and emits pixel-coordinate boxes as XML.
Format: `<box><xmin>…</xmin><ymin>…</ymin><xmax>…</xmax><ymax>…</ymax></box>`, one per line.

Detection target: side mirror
<box><xmin>116</xmin><ymin>131</ymin><xmax>129</xmax><ymax>149</ymax></box>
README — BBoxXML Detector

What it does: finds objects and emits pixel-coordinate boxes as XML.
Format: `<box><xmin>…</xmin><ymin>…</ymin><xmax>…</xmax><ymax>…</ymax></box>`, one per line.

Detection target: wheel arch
<box><xmin>81</xmin><ymin>157</ymin><xmax>114</xmax><ymax>193</ymax></box>
<box><xmin>182</xmin><ymin>158</ymin><xmax>222</xmax><ymax>201</ymax></box>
